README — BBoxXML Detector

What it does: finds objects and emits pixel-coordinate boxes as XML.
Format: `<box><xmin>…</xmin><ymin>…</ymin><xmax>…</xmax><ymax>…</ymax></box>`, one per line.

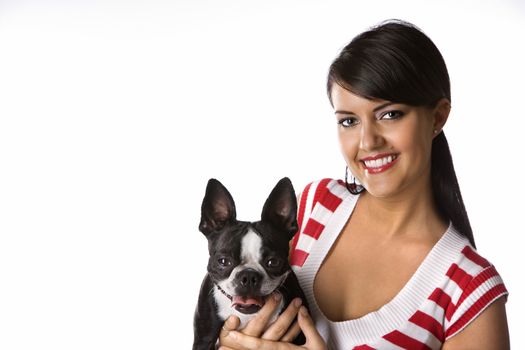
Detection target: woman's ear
<box><xmin>432</xmin><ymin>98</ymin><xmax>451</xmax><ymax>137</ymax></box>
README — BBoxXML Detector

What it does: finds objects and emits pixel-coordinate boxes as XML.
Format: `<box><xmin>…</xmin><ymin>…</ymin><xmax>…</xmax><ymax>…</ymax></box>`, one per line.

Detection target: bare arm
<box><xmin>442</xmin><ymin>298</ymin><xmax>510</xmax><ymax>350</ymax></box>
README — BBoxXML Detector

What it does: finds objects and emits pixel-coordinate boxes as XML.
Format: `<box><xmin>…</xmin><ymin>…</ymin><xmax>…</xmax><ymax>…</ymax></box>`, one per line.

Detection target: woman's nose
<box><xmin>359</xmin><ymin>122</ymin><xmax>384</xmax><ymax>151</ymax></box>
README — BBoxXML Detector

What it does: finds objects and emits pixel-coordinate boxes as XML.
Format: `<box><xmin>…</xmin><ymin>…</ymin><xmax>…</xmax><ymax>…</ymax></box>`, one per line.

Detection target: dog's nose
<box><xmin>237</xmin><ymin>269</ymin><xmax>262</xmax><ymax>289</ymax></box>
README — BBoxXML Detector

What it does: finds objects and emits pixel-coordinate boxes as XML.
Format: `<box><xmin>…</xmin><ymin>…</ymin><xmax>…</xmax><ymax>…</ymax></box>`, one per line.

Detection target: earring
<box><xmin>345</xmin><ymin>166</ymin><xmax>365</xmax><ymax>195</ymax></box>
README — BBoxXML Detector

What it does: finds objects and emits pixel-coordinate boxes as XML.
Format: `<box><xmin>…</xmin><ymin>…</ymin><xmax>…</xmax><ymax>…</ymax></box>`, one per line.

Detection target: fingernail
<box><xmin>300</xmin><ymin>306</ymin><xmax>308</xmax><ymax>316</ymax></box>
<box><xmin>273</xmin><ymin>292</ymin><xmax>282</xmax><ymax>301</ymax></box>
<box><xmin>293</xmin><ymin>298</ymin><xmax>302</xmax><ymax>307</ymax></box>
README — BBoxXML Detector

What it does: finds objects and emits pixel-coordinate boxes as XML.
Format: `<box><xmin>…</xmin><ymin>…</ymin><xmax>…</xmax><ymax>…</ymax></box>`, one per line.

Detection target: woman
<box><xmin>218</xmin><ymin>19</ymin><xmax>510</xmax><ymax>349</ymax></box>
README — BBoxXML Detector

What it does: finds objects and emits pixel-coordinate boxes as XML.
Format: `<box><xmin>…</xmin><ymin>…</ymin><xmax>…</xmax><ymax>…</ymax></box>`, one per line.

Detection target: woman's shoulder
<box><xmin>436</xmin><ymin>226</ymin><xmax>508</xmax><ymax>339</ymax></box>
<box><xmin>299</xmin><ymin>177</ymin><xmax>345</xmax><ymax>191</ymax></box>
<box><xmin>439</xmin><ymin>226</ymin><xmax>502</xmax><ymax>281</ymax></box>
<box><xmin>296</xmin><ymin>177</ymin><xmax>352</xmax><ymax>211</ymax></box>
<box><xmin>444</xmin><ymin>226</ymin><xmax>499</xmax><ymax>272</ymax></box>
<box><xmin>290</xmin><ymin>178</ymin><xmax>353</xmax><ymax>268</ymax></box>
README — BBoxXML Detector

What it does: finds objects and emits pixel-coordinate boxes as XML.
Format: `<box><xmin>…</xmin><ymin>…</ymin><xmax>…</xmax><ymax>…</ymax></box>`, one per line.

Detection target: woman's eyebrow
<box><xmin>334</xmin><ymin>109</ymin><xmax>353</xmax><ymax>115</ymax></box>
<box><xmin>334</xmin><ymin>102</ymin><xmax>395</xmax><ymax>115</ymax></box>
<box><xmin>373</xmin><ymin>102</ymin><xmax>395</xmax><ymax>112</ymax></box>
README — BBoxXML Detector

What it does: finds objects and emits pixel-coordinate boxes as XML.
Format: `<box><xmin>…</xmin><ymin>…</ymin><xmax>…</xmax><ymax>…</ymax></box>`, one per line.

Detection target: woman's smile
<box><xmin>360</xmin><ymin>153</ymin><xmax>399</xmax><ymax>174</ymax></box>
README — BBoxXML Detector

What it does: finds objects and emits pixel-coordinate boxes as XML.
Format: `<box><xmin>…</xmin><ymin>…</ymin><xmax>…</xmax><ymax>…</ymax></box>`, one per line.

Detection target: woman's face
<box><xmin>331</xmin><ymin>84</ymin><xmax>446</xmax><ymax>199</ymax></box>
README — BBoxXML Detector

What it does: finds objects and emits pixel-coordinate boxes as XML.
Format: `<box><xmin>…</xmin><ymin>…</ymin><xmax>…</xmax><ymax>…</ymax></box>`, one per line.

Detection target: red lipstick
<box><xmin>361</xmin><ymin>153</ymin><xmax>399</xmax><ymax>174</ymax></box>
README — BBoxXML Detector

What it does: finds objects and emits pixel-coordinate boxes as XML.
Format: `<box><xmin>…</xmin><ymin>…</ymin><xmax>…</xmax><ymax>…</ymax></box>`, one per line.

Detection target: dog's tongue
<box><xmin>232</xmin><ymin>296</ymin><xmax>264</xmax><ymax>314</ymax></box>
<box><xmin>232</xmin><ymin>295</ymin><xmax>263</xmax><ymax>306</ymax></box>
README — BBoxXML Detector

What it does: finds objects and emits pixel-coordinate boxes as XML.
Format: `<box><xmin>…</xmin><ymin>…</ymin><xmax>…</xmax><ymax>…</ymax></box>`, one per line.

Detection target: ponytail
<box><xmin>432</xmin><ymin>132</ymin><xmax>475</xmax><ymax>247</ymax></box>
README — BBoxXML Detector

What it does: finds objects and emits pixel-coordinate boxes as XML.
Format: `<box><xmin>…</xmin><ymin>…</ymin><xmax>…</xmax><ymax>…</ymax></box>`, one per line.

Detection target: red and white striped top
<box><xmin>290</xmin><ymin>178</ymin><xmax>508</xmax><ymax>350</ymax></box>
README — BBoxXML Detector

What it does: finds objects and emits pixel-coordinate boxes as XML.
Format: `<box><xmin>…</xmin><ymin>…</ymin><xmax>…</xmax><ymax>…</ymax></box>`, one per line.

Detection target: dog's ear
<box><xmin>261</xmin><ymin>177</ymin><xmax>298</xmax><ymax>239</ymax></box>
<box><xmin>199</xmin><ymin>179</ymin><xmax>237</xmax><ymax>236</ymax></box>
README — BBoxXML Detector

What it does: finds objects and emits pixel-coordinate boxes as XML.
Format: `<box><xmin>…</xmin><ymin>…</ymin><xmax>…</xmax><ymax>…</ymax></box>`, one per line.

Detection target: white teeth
<box><xmin>363</xmin><ymin>155</ymin><xmax>396</xmax><ymax>168</ymax></box>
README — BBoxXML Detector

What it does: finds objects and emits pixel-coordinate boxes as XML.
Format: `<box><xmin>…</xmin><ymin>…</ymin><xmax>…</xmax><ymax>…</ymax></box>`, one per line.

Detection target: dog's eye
<box><xmin>218</xmin><ymin>258</ymin><xmax>232</xmax><ymax>267</ymax></box>
<box><xmin>266</xmin><ymin>258</ymin><xmax>281</xmax><ymax>268</ymax></box>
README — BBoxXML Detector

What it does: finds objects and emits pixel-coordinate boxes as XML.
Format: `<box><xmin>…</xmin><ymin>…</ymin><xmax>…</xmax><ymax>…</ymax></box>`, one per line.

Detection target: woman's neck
<box><xmin>357</xmin><ymin>178</ymin><xmax>446</xmax><ymax>241</ymax></box>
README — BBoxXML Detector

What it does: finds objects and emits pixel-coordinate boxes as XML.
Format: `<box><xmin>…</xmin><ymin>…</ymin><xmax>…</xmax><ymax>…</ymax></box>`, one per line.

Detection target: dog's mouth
<box><xmin>231</xmin><ymin>295</ymin><xmax>265</xmax><ymax>314</ymax></box>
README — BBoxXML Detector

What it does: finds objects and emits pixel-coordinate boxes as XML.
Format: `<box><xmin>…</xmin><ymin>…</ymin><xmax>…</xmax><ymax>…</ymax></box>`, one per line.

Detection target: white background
<box><xmin>1</xmin><ymin>0</ymin><xmax>524</xmax><ymax>349</ymax></box>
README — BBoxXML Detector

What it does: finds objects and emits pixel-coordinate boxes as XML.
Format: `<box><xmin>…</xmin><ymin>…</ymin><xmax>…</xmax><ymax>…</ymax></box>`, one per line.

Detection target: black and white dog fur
<box><xmin>193</xmin><ymin>177</ymin><xmax>307</xmax><ymax>350</ymax></box>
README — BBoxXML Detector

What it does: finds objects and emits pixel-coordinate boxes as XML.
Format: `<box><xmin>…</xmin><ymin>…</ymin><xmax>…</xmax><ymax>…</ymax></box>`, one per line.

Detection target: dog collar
<box><xmin>215</xmin><ymin>283</ymin><xmax>233</xmax><ymax>301</ymax></box>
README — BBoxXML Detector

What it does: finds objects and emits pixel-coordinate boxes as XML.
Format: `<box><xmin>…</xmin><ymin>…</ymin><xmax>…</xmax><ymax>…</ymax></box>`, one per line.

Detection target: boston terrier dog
<box><xmin>193</xmin><ymin>177</ymin><xmax>307</xmax><ymax>350</ymax></box>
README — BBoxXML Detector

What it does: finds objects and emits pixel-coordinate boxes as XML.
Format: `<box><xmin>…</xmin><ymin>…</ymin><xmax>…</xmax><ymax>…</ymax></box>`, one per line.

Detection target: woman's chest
<box><xmin>313</xmin><ymin>227</ymin><xmax>433</xmax><ymax>322</ymax></box>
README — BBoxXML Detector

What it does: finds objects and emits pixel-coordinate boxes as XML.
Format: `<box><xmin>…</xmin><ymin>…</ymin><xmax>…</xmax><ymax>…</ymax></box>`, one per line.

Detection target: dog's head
<box><xmin>199</xmin><ymin>177</ymin><xmax>298</xmax><ymax>315</ymax></box>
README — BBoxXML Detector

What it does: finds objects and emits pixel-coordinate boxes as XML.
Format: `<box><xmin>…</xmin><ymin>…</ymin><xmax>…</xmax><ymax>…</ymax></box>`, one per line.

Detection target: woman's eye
<box><xmin>338</xmin><ymin>117</ymin><xmax>358</xmax><ymax>128</ymax></box>
<box><xmin>218</xmin><ymin>258</ymin><xmax>232</xmax><ymax>267</ymax></box>
<box><xmin>266</xmin><ymin>258</ymin><xmax>282</xmax><ymax>268</ymax></box>
<box><xmin>380</xmin><ymin>110</ymin><xmax>404</xmax><ymax>120</ymax></box>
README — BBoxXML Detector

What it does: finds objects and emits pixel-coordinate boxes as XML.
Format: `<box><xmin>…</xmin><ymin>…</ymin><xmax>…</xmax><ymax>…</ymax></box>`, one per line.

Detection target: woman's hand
<box><xmin>218</xmin><ymin>293</ymin><xmax>326</xmax><ymax>350</ymax></box>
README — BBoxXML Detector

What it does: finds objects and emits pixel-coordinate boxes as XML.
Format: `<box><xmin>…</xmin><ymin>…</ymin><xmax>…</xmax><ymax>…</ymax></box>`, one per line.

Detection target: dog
<box><xmin>192</xmin><ymin>177</ymin><xmax>307</xmax><ymax>350</ymax></box>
